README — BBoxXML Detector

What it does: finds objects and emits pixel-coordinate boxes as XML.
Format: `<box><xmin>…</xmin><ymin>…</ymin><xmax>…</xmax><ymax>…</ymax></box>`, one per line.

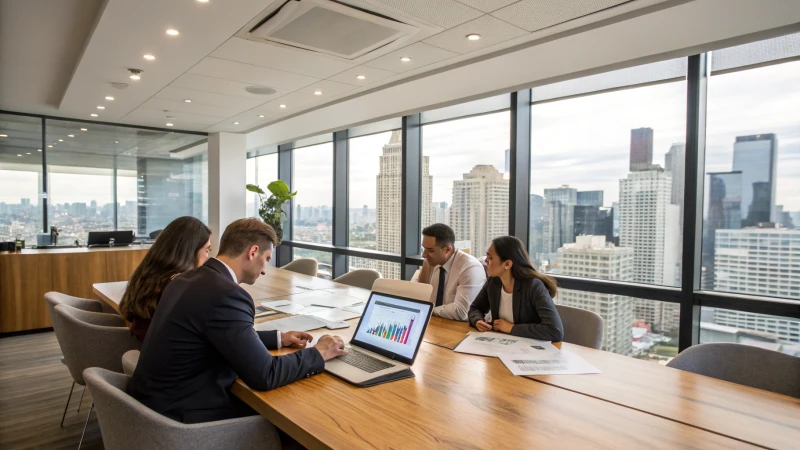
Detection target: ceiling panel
<box><xmin>297</xmin><ymin>79</ymin><xmax>360</xmax><ymax>98</ymax></box>
<box><xmin>454</xmin><ymin>0</ymin><xmax>521</xmax><ymax>13</ymax></box>
<box><xmin>492</xmin><ymin>0</ymin><xmax>631</xmax><ymax>32</ymax></box>
<box><xmin>126</xmin><ymin>107</ymin><xmax>224</xmax><ymax>127</ymax></box>
<box><xmin>326</xmin><ymin>65</ymin><xmax>399</xmax><ymax>86</ymax></box>
<box><xmin>362</xmin><ymin>42</ymin><xmax>459</xmax><ymax>73</ymax></box>
<box><xmin>259</xmin><ymin>91</ymin><xmax>324</xmax><ymax>114</ymax></box>
<box><xmin>154</xmin><ymin>86</ymin><xmax>265</xmax><ymax>109</ymax></box>
<box><xmin>357</xmin><ymin>0</ymin><xmax>484</xmax><ymax>28</ymax></box>
<box><xmin>211</xmin><ymin>38</ymin><xmax>355</xmax><ymax>79</ymax></box>
<box><xmin>424</xmin><ymin>14</ymin><xmax>528</xmax><ymax>54</ymax></box>
<box><xmin>141</xmin><ymin>98</ymin><xmax>242</xmax><ymax>118</ymax></box>
<box><xmin>170</xmin><ymin>73</ymin><xmax>290</xmax><ymax>101</ymax></box>
<box><xmin>189</xmin><ymin>57</ymin><xmax>320</xmax><ymax>90</ymax></box>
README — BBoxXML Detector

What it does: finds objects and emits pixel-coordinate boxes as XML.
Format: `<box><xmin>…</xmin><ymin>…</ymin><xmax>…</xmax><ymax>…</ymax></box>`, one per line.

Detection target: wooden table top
<box><xmin>1</xmin><ymin>245</ymin><xmax>150</xmax><ymax>256</ymax></box>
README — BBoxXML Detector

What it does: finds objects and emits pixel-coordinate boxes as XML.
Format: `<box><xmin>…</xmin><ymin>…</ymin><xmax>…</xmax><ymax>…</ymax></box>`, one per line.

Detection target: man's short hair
<box><xmin>218</xmin><ymin>218</ymin><xmax>278</xmax><ymax>257</ymax></box>
<box><xmin>422</xmin><ymin>223</ymin><xmax>455</xmax><ymax>248</ymax></box>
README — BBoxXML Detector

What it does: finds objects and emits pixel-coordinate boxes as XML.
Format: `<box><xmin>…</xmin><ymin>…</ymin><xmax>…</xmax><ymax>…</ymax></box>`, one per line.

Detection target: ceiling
<box><xmin>1</xmin><ymin>0</ymin><xmax>678</xmax><ymax>134</ymax></box>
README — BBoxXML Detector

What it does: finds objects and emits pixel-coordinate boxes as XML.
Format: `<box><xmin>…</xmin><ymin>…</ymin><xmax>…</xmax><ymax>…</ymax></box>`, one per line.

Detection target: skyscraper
<box><xmin>374</xmin><ymin>130</ymin><xmax>432</xmax><ymax>279</ymax></box>
<box><xmin>576</xmin><ymin>190</ymin><xmax>603</xmax><ymax>206</ymax></box>
<box><xmin>732</xmin><ymin>134</ymin><xmax>777</xmax><ymax>224</ymax></box>
<box><xmin>432</xmin><ymin>201</ymin><xmax>450</xmax><ymax>225</ymax></box>
<box><xmin>702</xmin><ymin>171</ymin><xmax>742</xmax><ymax>289</ymax></box>
<box><xmin>557</xmin><ymin>235</ymin><xmax>635</xmax><ymax>356</ymax></box>
<box><xmin>450</xmin><ymin>165</ymin><xmax>508</xmax><ymax>257</ymax></box>
<box><xmin>630</xmin><ymin>128</ymin><xmax>654</xmax><ymax>171</ymax></box>
<box><xmin>529</xmin><ymin>194</ymin><xmax>544</xmax><ymax>263</ymax></box>
<box><xmin>664</xmin><ymin>143</ymin><xmax>686</xmax><ymax>212</ymax></box>
<box><xmin>543</xmin><ymin>185</ymin><xmax>577</xmax><ymax>260</ymax></box>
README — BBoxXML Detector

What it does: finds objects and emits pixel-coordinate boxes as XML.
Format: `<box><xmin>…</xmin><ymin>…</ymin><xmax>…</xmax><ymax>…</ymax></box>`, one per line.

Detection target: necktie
<box><xmin>435</xmin><ymin>267</ymin><xmax>446</xmax><ymax>307</ymax></box>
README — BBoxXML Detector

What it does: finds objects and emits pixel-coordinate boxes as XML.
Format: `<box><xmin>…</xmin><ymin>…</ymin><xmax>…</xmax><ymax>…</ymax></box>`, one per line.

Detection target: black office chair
<box><xmin>148</xmin><ymin>229</ymin><xmax>163</xmax><ymax>240</ymax></box>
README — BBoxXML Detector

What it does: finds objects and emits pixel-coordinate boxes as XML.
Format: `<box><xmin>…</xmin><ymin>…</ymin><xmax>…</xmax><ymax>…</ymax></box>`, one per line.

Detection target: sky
<box><xmin>2</xmin><ymin>58</ymin><xmax>799</xmax><ymax>214</ymax></box>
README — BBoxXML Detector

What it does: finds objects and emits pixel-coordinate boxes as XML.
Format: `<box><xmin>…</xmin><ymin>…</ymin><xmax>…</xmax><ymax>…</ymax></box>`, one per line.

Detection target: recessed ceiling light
<box><xmin>97</xmin><ymin>106</ymin><xmax>105</xmax><ymax>110</ymax></box>
<box><xmin>196</xmin><ymin>0</ymin><xmax>209</xmax><ymax>3</ymax></box>
<box><xmin>129</xmin><ymin>69</ymin><xmax>142</xmax><ymax>80</ymax></box>
<box><xmin>0</xmin><ymin>134</ymin><xmax>7</xmax><ymax>138</ymax></box>
<box><xmin>47</xmin><ymin>145</ymin><xmax>53</xmax><ymax>148</ymax></box>
<box><xmin>91</xmin><ymin>113</ymin><xmax>98</xmax><ymax>117</ymax></box>
<box><xmin>400</xmin><ymin>56</ymin><xmax>412</xmax><ymax>62</ymax></box>
<box><xmin>105</xmin><ymin>96</ymin><xmax>115</xmax><ymax>101</ymax></box>
<box><xmin>257</xmin><ymin>114</ymin><xmax>265</xmax><ymax>118</ymax></box>
<box><xmin>184</xmin><ymin>99</ymin><xmax>192</xmax><ymax>103</ymax></box>
<box><xmin>466</xmin><ymin>33</ymin><xmax>481</xmax><ymax>41</ymax></box>
<box><xmin>17</xmin><ymin>154</ymin><xmax>22</xmax><ymax>157</ymax></box>
<box><xmin>314</xmin><ymin>91</ymin><xmax>322</xmax><ymax>95</ymax></box>
<box><xmin>58</xmin><ymin>139</ymin><xmax>63</xmax><ymax>142</ymax></box>
<box><xmin>356</xmin><ymin>75</ymin><xmax>366</xmax><ymax>80</ymax></box>
<box><xmin>143</xmin><ymin>54</ymin><xmax>155</xmax><ymax>61</ymax></box>
<box><xmin>37</xmin><ymin>149</ymin><xmax>42</xmax><ymax>152</ymax></box>
<box><xmin>279</xmin><ymin>104</ymin><xmax>287</xmax><ymax>109</ymax></box>
<box><xmin>166</xmin><ymin>123</ymin><xmax>174</xmax><ymax>127</ymax></box>
<box><xmin>26</xmin><ymin>152</ymin><xmax>31</xmax><ymax>155</ymax></box>
<box><xmin>233</xmin><ymin>122</ymin><xmax>239</xmax><ymax>125</ymax></box>
<box><xmin>115</xmin><ymin>141</ymin><xmax>119</xmax><ymax>144</ymax></box>
<box><xmin>166</xmin><ymin>29</ymin><xmax>179</xmax><ymax>36</ymax></box>
<box><xmin>130</xmin><ymin>74</ymin><xmax>140</xmax><ymax>80</ymax></box>
<box><xmin>80</xmin><ymin>128</ymin><xmax>87</xmax><ymax>131</ymax></box>
<box><xmin>68</xmin><ymin>134</ymin><xmax>74</xmax><ymax>138</ymax></box>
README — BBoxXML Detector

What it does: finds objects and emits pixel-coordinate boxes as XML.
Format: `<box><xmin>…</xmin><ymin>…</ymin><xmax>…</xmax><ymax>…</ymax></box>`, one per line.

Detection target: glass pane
<box><xmin>703</xmin><ymin>43</ymin><xmax>800</xmax><ymax>300</ymax></box>
<box><xmin>45</xmin><ymin>119</ymin><xmax>206</xmax><ymax>244</ymax></box>
<box><xmin>292</xmin><ymin>248</ymin><xmax>332</xmax><ymax>279</ymax></box>
<box><xmin>556</xmin><ymin>289</ymin><xmax>680</xmax><ymax>362</ymax></box>
<box><xmin>530</xmin><ymin>61</ymin><xmax>687</xmax><ymax>287</ymax></box>
<box><xmin>421</xmin><ymin>94</ymin><xmax>510</xmax><ymax>124</ymax></box>
<box><xmin>422</xmin><ymin>111</ymin><xmax>510</xmax><ymax>256</ymax></box>
<box><xmin>0</xmin><ymin>113</ymin><xmax>43</xmax><ymax>246</ymax></box>
<box><xmin>700</xmin><ymin>307</ymin><xmax>799</xmax><ymax>357</ymax></box>
<box><xmin>292</xmin><ymin>142</ymin><xmax>333</xmax><ymax>244</ymax></box>
<box><xmin>348</xmin><ymin>131</ymin><xmax>401</xmax><ymax>259</ymax></box>
<box><xmin>246</xmin><ymin>154</ymin><xmax>278</xmax><ymax>218</ymax></box>
<box><xmin>711</xmin><ymin>32</ymin><xmax>800</xmax><ymax>73</ymax></box>
<box><xmin>349</xmin><ymin>257</ymin><xmax>401</xmax><ymax>280</ymax></box>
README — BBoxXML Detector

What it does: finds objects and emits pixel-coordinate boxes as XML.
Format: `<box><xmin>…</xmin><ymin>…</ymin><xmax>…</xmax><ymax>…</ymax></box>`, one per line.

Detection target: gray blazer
<box><xmin>468</xmin><ymin>277</ymin><xmax>564</xmax><ymax>341</ymax></box>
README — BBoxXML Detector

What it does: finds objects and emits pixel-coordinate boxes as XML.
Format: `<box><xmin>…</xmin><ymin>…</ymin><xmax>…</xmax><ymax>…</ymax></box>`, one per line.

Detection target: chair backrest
<box><xmin>84</xmin><ymin>367</ymin><xmax>280</xmax><ymax>450</ymax></box>
<box><xmin>372</xmin><ymin>279</ymin><xmax>433</xmax><ymax>303</ymax></box>
<box><xmin>282</xmin><ymin>258</ymin><xmax>319</xmax><ymax>277</ymax></box>
<box><xmin>51</xmin><ymin>304</ymin><xmax>137</xmax><ymax>385</ymax></box>
<box><xmin>333</xmin><ymin>269</ymin><xmax>382</xmax><ymax>290</ymax></box>
<box><xmin>44</xmin><ymin>291</ymin><xmax>103</xmax><ymax>324</ymax></box>
<box><xmin>555</xmin><ymin>304</ymin><xmax>604</xmax><ymax>350</ymax></box>
<box><xmin>667</xmin><ymin>343</ymin><xmax>800</xmax><ymax>398</ymax></box>
<box><xmin>122</xmin><ymin>350</ymin><xmax>140</xmax><ymax>376</ymax></box>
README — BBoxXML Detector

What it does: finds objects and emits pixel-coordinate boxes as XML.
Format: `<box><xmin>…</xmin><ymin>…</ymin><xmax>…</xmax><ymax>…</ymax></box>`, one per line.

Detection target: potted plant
<box><xmin>246</xmin><ymin>180</ymin><xmax>296</xmax><ymax>242</ymax></box>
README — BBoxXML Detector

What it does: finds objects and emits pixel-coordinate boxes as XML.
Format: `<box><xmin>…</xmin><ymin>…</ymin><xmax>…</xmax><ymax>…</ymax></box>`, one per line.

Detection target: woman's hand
<box><xmin>492</xmin><ymin>319</ymin><xmax>513</xmax><ymax>334</ymax></box>
<box><xmin>475</xmin><ymin>320</ymin><xmax>493</xmax><ymax>332</ymax></box>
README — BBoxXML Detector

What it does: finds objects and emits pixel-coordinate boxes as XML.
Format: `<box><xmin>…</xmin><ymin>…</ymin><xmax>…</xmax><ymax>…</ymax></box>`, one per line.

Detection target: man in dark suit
<box><xmin>129</xmin><ymin>218</ymin><xmax>348</xmax><ymax>424</ymax></box>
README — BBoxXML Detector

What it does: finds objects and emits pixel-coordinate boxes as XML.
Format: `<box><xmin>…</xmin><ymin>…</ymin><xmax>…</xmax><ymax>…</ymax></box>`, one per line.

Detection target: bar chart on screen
<box><xmin>364</xmin><ymin>301</ymin><xmax>418</xmax><ymax>345</ymax></box>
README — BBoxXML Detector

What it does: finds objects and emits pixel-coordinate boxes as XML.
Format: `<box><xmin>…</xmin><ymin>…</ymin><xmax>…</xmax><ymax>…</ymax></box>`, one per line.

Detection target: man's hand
<box><xmin>315</xmin><ymin>334</ymin><xmax>349</xmax><ymax>361</ymax></box>
<box><xmin>492</xmin><ymin>319</ymin><xmax>513</xmax><ymax>334</ymax></box>
<box><xmin>281</xmin><ymin>331</ymin><xmax>313</xmax><ymax>349</ymax></box>
<box><xmin>475</xmin><ymin>320</ymin><xmax>493</xmax><ymax>332</ymax></box>
<box><xmin>418</xmin><ymin>259</ymin><xmax>432</xmax><ymax>284</ymax></box>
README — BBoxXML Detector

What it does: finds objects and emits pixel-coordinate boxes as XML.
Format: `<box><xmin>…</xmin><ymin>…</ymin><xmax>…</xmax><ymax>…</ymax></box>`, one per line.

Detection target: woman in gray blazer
<box><xmin>468</xmin><ymin>236</ymin><xmax>564</xmax><ymax>341</ymax></box>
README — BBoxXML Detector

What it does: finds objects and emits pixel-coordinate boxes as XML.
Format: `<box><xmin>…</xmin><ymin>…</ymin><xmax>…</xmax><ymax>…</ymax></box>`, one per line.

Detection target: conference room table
<box><xmin>93</xmin><ymin>266</ymin><xmax>800</xmax><ymax>450</ymax></box>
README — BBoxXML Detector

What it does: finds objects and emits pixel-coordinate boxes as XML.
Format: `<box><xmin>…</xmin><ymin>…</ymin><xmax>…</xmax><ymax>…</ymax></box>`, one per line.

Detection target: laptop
<box><xmin>324</xmin><ymin>291</ymin><xmax>433</xmax><ymax>386</ymax></box>
<box><xmin>87</xmin><ymin>230</ymin><xmax>135</xmax><ymax>247</ymax></box>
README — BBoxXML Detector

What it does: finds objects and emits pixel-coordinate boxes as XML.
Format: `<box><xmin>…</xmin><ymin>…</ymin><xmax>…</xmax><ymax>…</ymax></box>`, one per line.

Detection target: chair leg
<box><xmin>77</xmin><ymin>386</ymin><xmax>85</xmax><ymax>413</ymax></box>
<box><xmin>78</xmin><ymin>403</ymin><xmax>93</xmax><ymax>449</ymax></box>
<box><xmin>60</xmin><ymin>381</ymin><xmax>76</xmax><ymax>427</ymax></box>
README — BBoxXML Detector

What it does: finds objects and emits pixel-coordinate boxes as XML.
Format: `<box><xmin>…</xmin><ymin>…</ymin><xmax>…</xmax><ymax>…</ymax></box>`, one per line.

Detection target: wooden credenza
<box><xmin>0</xmin><ymin>246</ymin><xmax>149</xmax><ymax>333</ymax></box>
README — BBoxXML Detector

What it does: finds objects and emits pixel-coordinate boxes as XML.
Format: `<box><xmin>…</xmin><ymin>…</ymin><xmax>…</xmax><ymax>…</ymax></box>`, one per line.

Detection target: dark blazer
<box><xmin>129</xmin><ymin>258</ymin><xmax>324</xmax><ymax>424</ymax></box>
<box><xmin>468</xmin><ymin>277</ymin><xmax>564</xmax><ymax>341</ymax></box>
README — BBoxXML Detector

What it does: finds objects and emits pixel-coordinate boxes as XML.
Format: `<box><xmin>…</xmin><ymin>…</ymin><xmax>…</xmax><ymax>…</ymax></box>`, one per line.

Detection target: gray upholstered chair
<box><xmin>44</xmin><ymin>292</ymin><xmax>105</xmax><ymax>427</ymax></box>
<box><xmin>333</xmin><ymin>269</ymin><xmax>383</xmax><ymax>290</ymax></box>
<box><xmin>83</xmin><ymin>367</ymin><xmax>281</xmax><ymax>450</ymax></box>
<box><xmin>555</xmin><ymin>304</ymin><xmax>604</xmax><ymax>349</ymax></box>
<box><xmin>667</xmin><ymin>343</ymin><xmax>800</xmax><ymax>398</ymax></box>
<box><xmin>51</xmin><ymin>304</ymin><xmax>138</xmax><ymax>447</ymax></box>
<box><xmin>282</xmin><ymin>258</ymin><xmax>319</xmax><ymax>277</ymax></box>
<box><xmin>122</xmin><ymin>350</ymin><xmax>140</xmax><ymax>376</ymax></box>
<box><xmin>373</xmin><ymin>279</ymin><xmax>433</xmax><ymax>303</ymax></box>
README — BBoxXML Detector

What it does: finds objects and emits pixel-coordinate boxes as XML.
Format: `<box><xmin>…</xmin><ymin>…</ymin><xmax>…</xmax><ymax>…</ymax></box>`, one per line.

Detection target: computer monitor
<box><xmin>350</xmin><ymin>292</ymin><xmax>433</xmax><ymax>366</ymax></box>
<box><xmin>87</xmin><ymin>230</ymin><xmax>135</xmax><ymax>247</ymax></box>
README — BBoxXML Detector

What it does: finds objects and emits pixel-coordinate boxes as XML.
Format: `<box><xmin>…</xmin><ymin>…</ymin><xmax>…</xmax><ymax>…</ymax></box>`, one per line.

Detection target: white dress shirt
<box><xmin>498</xmin><ymin>288</ymin><xmax>515</xmax><ymax>324</ymax></box>
<box><xmin>413</xmin><ymin>249</ymin><xmax>486</xmax><ymax>321</ymax></box>
<box><xmin>213</xmin><ymin>258</ymin><xmax>281</xmax><ymax>347</ymax></box>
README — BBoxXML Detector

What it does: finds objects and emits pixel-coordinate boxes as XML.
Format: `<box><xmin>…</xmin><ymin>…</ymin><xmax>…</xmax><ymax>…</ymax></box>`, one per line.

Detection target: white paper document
<box><xmin>261</xmin><ymin>301</ymin><xmax>306</xmax><ymax>315</ymax></box>
<box><xmin>304</xmin><ymin>308</ymin><xmax>361</xmax><ymax>322</ymax></box>
<box><xmin>289</xmin><ymin>291</ymin><xmax>363</xmax><ymax>308</ymax></box>
<box><xmin>498</xmin><ymin>350</ymin><xmax>601</xmax><ymax>376</ymax></box>
<box><xmin>254</xmin><ymin>314</ymin><xmax>329</xmax><ymax>333</ymax></box>
<box><xmin>453</xmin><ymin>331</ymin><xmax>559</xmax><ymax>357</ymax></box>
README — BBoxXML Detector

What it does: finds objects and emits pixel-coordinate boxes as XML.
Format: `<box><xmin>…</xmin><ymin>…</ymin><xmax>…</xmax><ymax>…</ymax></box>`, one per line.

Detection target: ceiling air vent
<box><xmin>247</xmin><ymin>0</ymin><xmax>419</xmax><ymax>60</ymax></box>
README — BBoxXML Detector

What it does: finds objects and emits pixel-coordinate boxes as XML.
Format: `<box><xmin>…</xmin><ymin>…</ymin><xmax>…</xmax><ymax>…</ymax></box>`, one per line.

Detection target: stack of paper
<box><xmin>498</xmin><ymin>351</ymin><xmax>601</xmax><ymax>376</ymax></box>
<box><xmin>453</xmin><ymin>331</ymin><xmax>559</xmax><ymax>357</ymax></box>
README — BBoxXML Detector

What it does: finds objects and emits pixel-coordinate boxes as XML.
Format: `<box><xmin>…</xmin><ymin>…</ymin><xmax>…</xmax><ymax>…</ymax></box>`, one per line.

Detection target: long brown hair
<box><xmin>491</xmin><ymin>235</ymin><xmax>558</xmax><ymax>297</ymax></box>
<box><xmin>119</xmin><ymin>217</ymin><xmax>211</xmax><ymax>321</ymax></box>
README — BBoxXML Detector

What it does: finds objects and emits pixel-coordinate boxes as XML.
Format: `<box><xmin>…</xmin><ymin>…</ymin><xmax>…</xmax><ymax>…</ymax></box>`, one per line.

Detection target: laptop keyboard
<box><xmin>339</xmin><ymin>350</ymin><xmax>395</xmax><ymax>373</ymax></box>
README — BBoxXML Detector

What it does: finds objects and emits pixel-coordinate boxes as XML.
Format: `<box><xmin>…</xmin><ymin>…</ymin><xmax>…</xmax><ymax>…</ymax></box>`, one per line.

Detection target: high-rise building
<box><xmin>577</xmin><ymin>190</ymin><xmax>603</xmax><ymax>207</ymax></box>
<box><xmin>529</xmin><ymin>194</ymin><xmax>544</xmax><ymax>262</ymax></box>
<box><xmin>432</xmin><ymin>201</ymin><xmax>450</xmax><ymax>225</ymax></box>
<box><xmin>450</xmin><ymin>165</ymin><xmax>508</xmax><ymax>257</ymax></box>
<box><xmin>543</xmin><ymin>185</ymin><xmax>577</xmax><ymax>260</ymax></box>
<box><xmin>630</xmin><ymin>128</ymin><xmax>654</xmax><ymax>171</ymax></box>
<box><xmin>732</xmin><ymin>134</ymin><xmax>777</xmax><ymax>224</ymax></box>
<box><xmin>573</xmin><ymin>205</ymin><xmax>613</xmax><ymax>242</ymax></box>
<box><xmin>702</xmin><ymin>171</ymin><xmax>742</xmax><ymax>289</ymax></box>
<box><xmin>664</xmin><ymin>143</ymin><xmax>685</xmax><ymax>207</ymax></box>
<box><xmin>557</xmin><ymin>235</ymin><xmax>634</xmax><ymax>355</ymax></box>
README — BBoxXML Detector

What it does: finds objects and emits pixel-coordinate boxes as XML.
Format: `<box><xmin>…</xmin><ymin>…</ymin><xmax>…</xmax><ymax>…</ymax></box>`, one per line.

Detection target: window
<box><xmin>349</xmin><ymin>129</ymin><xmax>402</xmax><ymax>279</ymax></box>
<box><xmin>700</xmin><ymin>307</ymin><xmax>799</xmax><ymax>357</ymax></box>
<box><xmin>0</xmin><ymin>113</ymin><xmax>43</xmax><ymax>246</ymax></box>
<box><xmin>702</xmin><ymin>33</ymin><xmax>800</xmax><ymax>302</ymax></box>
<box><xmin>422</xmin><ymin>110</ymin><xmax>510</xmax><ymax>257</ymax></box>
<box><xmin>246</xmin><ymin>152</ymin><xmax>278</xmax><ymax>218</ymax></box>
<box><xmin>529</xmin><ymin>59</ymin><xmax>687</xmax><ymax>288</ymax></box>
<box><xmin>293</xmin><ymin>248</ymin><xmax>333</xmax><ymax>279</ymax></box>
<box><xmin>292</xmin><ymin>142</ymin><xmax>333</xmax><ymax>244</ymax></box>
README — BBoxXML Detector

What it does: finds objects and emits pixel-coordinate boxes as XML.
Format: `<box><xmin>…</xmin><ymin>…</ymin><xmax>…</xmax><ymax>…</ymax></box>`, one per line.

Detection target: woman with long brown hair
<box><xmin>467</xmin><ymin>235</ymin><xmax>564</xmax><ymax>341</ymax></box>
<box><xmin>120</xmin><ymin>216</ymin><xmax>212</xmax><ymax>346</ymax></box>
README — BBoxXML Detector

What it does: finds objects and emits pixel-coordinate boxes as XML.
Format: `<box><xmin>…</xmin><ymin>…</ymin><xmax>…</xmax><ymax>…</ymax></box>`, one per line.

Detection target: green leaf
<box><xmin>246</xmin><ymin>184</ymin><xmax>265</xmax><ymax>195</ymax></box>
<box><xmin>267</xmin><ymin>180</ymin><xmax>290</xmax><ymax>197</ymax></box>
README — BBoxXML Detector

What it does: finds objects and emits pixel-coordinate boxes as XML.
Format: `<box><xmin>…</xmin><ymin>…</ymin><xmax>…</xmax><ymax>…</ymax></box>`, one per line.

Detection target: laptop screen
<box><xmin>351</xmin><ymin>292</ymin><xmax>432</xmax><ymax>364</ymax></box>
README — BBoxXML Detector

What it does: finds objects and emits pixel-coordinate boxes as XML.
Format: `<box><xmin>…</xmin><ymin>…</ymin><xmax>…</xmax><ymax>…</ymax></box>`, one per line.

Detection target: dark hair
<box><xmin>218</xmin><ymin>218</ymin><xmax>278</xmax><ymax>257</ymax></box>
<box><xmin>422</xmin><ymin>223</ymin><xmax>455</xmax><ymax>248</ymax></box>
<box><xmin>120</xmin><ymin>216</ymin><xmax>211</xmax><ymax>321</ymax></box>
<box><xmin>491</xmin><ymin>235</ymin><xmax>558</xmax><ymax>297</ymax></box>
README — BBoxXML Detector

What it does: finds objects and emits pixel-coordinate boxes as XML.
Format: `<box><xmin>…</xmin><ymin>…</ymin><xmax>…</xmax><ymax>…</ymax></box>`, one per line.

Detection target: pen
<box><xmin>310</xmin><ymin>304</ymin><xmax>336</xmax><ymax>308</ymax></box>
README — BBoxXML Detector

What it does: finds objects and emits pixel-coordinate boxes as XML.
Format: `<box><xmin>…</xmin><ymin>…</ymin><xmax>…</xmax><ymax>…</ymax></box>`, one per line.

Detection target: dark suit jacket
<box><xmin>129</xmin><ymin>258</ymin><xmax>324</xmax><ymax>424</ymax></box>
<box><xmin>468</xmin><ymin>277</ymin><xmax>564</xmax><ymax>341</ymax></box>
